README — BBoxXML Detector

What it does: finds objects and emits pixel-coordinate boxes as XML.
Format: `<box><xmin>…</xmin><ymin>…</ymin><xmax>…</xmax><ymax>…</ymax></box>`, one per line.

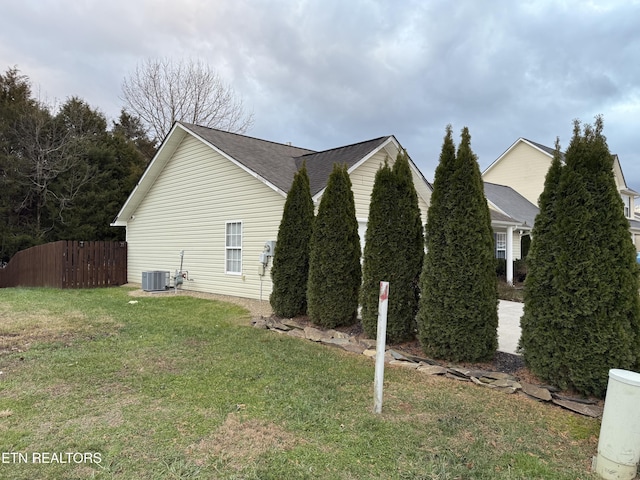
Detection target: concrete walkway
<box><xmin>498</xmin><ymin>300</ymin><xmax>523</xmax><ymax>355</ymax></box>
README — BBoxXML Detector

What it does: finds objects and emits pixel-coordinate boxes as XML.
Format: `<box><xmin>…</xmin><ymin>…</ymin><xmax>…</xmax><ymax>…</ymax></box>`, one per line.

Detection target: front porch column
<box><xmin>506</xmin><ymin>226</ymin><xmax>514</xmax><ymax>285</ymax></box>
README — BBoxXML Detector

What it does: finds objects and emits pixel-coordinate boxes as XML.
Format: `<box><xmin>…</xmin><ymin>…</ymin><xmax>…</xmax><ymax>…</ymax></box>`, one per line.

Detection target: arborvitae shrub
<box><xmin>360</xmin><ymin>151</ymin><xmax>424</xmax><ymax>343</ymax></box>
<box><xmin>521</xmin><ymin>118</ymin><xmax>640</xmax><ymax>397</ymax></box>
<box><xmin>417</xmin><ymin>126</ymin><xmax>498</xmax><ymax>362</ymax></box>
<box><xmin>307</xmin><ymin>163</ymin><xmax>361</xmax><ymax>328</ymax></box>
<box><xmin>270</xmin><ymin>164</ymin><xmax>314</xmax><ymax>317</ymax></box>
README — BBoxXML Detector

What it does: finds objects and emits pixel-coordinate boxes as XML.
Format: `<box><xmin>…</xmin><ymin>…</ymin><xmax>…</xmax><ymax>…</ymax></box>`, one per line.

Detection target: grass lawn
<box><xmin>0</xmin><ymin>287</ymin><xmax>599</xmax><ymax>479</ymax></box>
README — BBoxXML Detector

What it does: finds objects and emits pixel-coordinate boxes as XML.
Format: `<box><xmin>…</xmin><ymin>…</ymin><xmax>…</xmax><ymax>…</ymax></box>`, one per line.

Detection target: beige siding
<box><xmin>126</xmin><ymin>135</ymin><xmax>285</xmax><ymax>300</ymax></box>
<box><xmin>483</xmin><ymin>142</ymin><xmax>551</xmax><ymax>206</ymax></box>
<box><xmin>513</xmin><ymin>232</ymin><xmax>523</xmax><ymax>260</ymax></box>
<box><xmin>349</xmin><ymin>151</ymin><xmax>430</xmax><ymax>225</ymax></box>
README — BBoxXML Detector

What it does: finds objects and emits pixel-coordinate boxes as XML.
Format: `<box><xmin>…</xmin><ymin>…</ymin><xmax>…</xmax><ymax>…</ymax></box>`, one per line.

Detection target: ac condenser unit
<box><xmin>142</xmin><ymin>271</ymin><xmax>170</xmax><ymax>291</ymax></box>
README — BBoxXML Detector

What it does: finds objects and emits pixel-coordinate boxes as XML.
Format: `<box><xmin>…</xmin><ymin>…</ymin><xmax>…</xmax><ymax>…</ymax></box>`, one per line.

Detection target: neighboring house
<box><xmin>483</xmin><ymin>137</ymin><xmax>640</xmax><ymax>252</ymax></box>
<box><xmin>485</xmin><ymin>182</ymin><xmax>539</xmax><ymax>279</ymax></box>
<box><xmin>111</xmin><ymin>122</ymin><xmax>432</xmax><ymax>301</ymax></box>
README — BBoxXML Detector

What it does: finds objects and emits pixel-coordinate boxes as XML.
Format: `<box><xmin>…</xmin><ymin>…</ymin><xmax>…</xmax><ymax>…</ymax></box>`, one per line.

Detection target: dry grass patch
<box><xmin>0</xmin><ymin>303</ymin><xmax>121</xmax><ymax>355</ymax></box>
<box><xmin>66</xmin><ymin>408</ymin><xmax>126</xmax><ymax>431</ymax></box>
<box><xmin>186</xmin><ymin>413</ymin><xmax>301</xmax><ymax>470</ymax></box>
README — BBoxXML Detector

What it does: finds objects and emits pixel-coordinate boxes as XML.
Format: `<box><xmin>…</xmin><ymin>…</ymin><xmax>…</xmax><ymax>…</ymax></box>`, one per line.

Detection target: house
<box><xmin>484</xmin><ymin>182</ymin><xmax>539</xmax><ymax>283</ymax></box>
<box><xmin>483</xmin><ymin>137</ymin><xmax>640</xmax><ymax>251</ymax></box>
<box><xmin>111</xmin><ymin>122</ymin><xmax>433</xmax><ymax>301</ymax></box>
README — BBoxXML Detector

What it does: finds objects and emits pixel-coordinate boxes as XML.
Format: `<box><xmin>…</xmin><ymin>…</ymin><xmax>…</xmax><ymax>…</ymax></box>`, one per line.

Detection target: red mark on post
<box><xmin>380</xmin><ymin>282</ymin><xmax>389</xmax><ymax>302</ymax></box>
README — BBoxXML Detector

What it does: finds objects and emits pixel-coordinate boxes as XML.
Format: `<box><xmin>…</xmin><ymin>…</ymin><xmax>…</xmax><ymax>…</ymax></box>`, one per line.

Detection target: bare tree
<box><xmin>12</xmin><ymin>99</ymin><xmax>96</xmax><ymax>236</ymax></box>
<box><xmin>121</xmin><ymin>58</ymin><xmax>254</xmax><ymax>142</ymax></box>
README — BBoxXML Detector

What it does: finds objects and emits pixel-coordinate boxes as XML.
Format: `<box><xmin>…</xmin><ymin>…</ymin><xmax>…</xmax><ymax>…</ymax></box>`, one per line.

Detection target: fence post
<box><xmin>373</xmin><ymin>281</ymin><xmax>389</xmax><ymax>414</ymax></box>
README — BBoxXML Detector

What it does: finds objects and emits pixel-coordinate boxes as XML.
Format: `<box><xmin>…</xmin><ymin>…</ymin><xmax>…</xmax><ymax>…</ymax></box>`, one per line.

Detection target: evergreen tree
<box><xmin>519</xmin><ymin>140</ymin><xmax>563</xmax><ymax>375</ymax></box>
<box><xmin>417</xmin><ymin>126</ymin><xmax>498</xmax><ymax>362</ymax></box>
<box><xmin>524</xmin><ymin>118</ymin><xmax>640</xmax><ymax>396</ymax></box>
<box><xmin>307</xmin><ymin>163</ymin><xmax>361</xmax><ymax>328</ymax></box>
<box><xmin>270</xmin><ymin>164</ymin><xmax>315</xmax><ymax>317</ymax></box>
<box><xmin>113</xmin><ymin>109</ymin><xmax>157</xmax><ymax>164</ymax></box>
<box><xmin>0</xmin><ymin>68</ymin><xmax>40</xmax><ymax>262</ymax></box>
<box><xmin>0</xmin><ymin>69</ymin><xmax>152</xmax><ymax>262</ymax></box>
<box><xmin>361</xmin><ymin>151</ymin><xmax>424</xmax><ymax>342</ymax></box>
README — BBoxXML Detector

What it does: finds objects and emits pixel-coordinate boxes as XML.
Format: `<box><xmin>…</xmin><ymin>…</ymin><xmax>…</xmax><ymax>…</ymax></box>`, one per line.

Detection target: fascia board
<box><xmin>111</xmin><ymin>122</ymin><xmax>187</xmax><ymax>226</ymax></box>
<box><xmin>483</xmin><ymin>138</ymin><xmax>553</xmax><ymax>176</ymax></box>
<box><xmin>492</xmin><ymin>219</ymin><xmax>526</xmax><ymax>228</ymax></box>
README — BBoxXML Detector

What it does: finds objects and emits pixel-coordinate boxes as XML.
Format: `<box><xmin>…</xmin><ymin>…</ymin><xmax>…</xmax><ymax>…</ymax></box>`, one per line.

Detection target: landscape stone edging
<box><xmin>252</xmin><ymin>317</ymin><xmax>603</xmax><ymax>418</ymax></box>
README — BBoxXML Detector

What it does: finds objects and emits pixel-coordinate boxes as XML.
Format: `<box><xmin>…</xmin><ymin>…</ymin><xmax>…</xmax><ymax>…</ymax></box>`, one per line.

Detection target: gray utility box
<box><xmin>142</xmin><ymin>271</ymin><xmax>170</xmax><ymax>291</ymax></box>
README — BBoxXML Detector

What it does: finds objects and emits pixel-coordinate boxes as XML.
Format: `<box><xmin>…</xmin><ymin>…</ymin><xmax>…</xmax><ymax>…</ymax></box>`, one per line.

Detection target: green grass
<box><xmin>0</xmin><ymin>287</ymin><xmax>599</xmax><ymax>479</ymax></box>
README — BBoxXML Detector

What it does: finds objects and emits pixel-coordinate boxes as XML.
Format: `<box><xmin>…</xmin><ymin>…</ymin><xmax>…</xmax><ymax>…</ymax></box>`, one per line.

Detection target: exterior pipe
<box><xmin>594</xmin><ymin>369</ymin><xmax>640</xmax><ymax>479</ymax></box>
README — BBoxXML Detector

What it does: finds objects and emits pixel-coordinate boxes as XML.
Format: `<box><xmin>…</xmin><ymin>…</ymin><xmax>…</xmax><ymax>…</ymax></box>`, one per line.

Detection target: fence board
<box><xmin>0</xmin><ymin>241</ymin><xmax>127</xmax><ymax>289</ymax></box>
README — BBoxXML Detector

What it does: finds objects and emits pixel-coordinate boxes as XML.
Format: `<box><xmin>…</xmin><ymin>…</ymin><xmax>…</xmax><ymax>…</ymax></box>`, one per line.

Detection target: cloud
<box><xmin>1</xmin><ymin>0</ymin><xmax>639</xmax><ymax>186</ymax></box>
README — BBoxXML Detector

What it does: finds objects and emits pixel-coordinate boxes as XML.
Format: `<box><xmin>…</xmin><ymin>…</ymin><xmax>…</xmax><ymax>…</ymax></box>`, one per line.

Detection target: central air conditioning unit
<box><xmin>142</xmin><ymin>271</ymin><xmax>170</xmax><ymax>291</ymax></box>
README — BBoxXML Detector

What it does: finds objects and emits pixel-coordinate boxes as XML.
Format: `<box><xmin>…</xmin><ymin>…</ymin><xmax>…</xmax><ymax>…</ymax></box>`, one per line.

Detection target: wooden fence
<box><xmin>0</xmin><ymin>241</ymin><xmax>127</xmax><ymax>289</ymax></box>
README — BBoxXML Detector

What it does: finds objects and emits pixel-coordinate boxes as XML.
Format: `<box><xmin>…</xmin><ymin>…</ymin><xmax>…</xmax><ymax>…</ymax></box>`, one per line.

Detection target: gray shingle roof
<box><xmin>181</xmin><ymin>122</ymin><xmax>391</xmax><ymax>196</ymax></box>
<box><xmin>484</xmin><ymin>182</ymin><xmax>539</xmax><ymax>227</ymax></box>
<box><xmin>180</xmin><ymin>122</ymin><xmax>315</xmax><ymax>193</ymax></box>
<box><xmin>297</xmin><ymin>137</ymin><xmax>390</xmax><ymax>195</ymax></box>
<box><xmin>522</xmin><ymin>138</ymin><xmax>559</xmax><ymax>157</ymax></box>
<box><xmin>490</xmin><ymin>209</ymin><xmax>520</xmax><ymax>224</ymax></box>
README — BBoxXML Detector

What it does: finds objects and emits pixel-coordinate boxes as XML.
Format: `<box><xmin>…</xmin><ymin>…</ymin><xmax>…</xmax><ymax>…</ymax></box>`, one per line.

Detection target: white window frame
<box><xmin>225</xmin><ymin>221</ymin><xmax>242</xmax><ymax>275</ymax></box>
<box><xmin>495</xmin><ymin>232</ymin><xmax>507</xmax><ymax>259</ymax></box>
<box><xmin>622</xmin><ymin>194</ymin><xmax>631</xmax><ymax>219</ymax></box>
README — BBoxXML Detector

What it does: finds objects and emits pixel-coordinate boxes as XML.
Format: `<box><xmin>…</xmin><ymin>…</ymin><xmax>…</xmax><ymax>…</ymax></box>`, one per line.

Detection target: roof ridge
<box><xmin>179</xmin><ymin>121</ymin><xmax>316</xmax><ymax>153</ymax></box>
<box><xmin>297</xmin><ymin>135</ymin><xmax>390</xmax><ymax>158</ymax></box>
<box><xmin>522</xmin><ymin>137</ymin><xmax>554</xmax><ymax>152</ymax></box>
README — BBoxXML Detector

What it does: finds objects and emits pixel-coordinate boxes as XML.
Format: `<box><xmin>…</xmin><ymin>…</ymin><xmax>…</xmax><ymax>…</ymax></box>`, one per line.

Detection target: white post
<box><xmin>373</xmin><ymin>281</ymin><xmax>389</xmax><ymax>414</ymax></box>
<box><xmin>506</xmin><ymin>226</ymin><xmax>514</xmax><ymax>285</ymax></box>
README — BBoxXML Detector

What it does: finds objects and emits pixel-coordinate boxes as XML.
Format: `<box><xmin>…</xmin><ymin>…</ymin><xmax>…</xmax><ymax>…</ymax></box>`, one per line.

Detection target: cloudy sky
<box><xmin>1</xmin><ymin>0</ymin><xmax>639</xmax><ymax>190</ymax></box>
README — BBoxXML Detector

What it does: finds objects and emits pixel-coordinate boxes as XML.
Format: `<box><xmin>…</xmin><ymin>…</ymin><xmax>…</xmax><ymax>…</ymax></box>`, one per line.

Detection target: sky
<box><xmin>1</xmin><ymin>0</ymin><xmax>639</xmax><ymax>191</ymax></box>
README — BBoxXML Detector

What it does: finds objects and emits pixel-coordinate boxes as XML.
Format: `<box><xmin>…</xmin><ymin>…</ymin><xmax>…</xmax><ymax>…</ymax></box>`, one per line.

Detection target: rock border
<box><xmin>252</xmin><ymin>317</ymin><xmax>603</xmax><ymax>418</ymax></box>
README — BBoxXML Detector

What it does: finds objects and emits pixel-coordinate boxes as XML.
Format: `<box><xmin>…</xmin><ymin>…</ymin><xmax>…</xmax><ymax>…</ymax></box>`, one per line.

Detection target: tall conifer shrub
<box><xmin>522</xmin><ymin>118</ymin><xmax>640</xmax><ymax>396</ymax></box>
<box><xmin>519</xmin><ymin>140</ymin><xmax>563</xmax><ymax>376</ymax></box>
<box><xmin>307</xmin><ymin>164</ymin><xmax>361</xmax><ymax>328</ymax></box>
<box><xmin>360</xmin><ymin>151</ymin><xmax>424</xmax><ymax>342</ymax></box>
<box><xmin>270</xmin><ymin>164</ymin><xmax>314</xmax><ymax>317</ymax></box>
<box><xmin>417</xmin><ymin>126</ymin><xmax>498</xmax><ymax>362</ymax></box>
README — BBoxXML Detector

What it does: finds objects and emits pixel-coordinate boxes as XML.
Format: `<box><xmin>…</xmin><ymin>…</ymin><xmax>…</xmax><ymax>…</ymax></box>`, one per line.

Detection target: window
<box><xmin>620</xmin><ymin>194</ymin><xmax>633</xmax><ymax>219</ymax></box>
<box><xmin>495</xmin><ymin>233</ymin><xmax>506</xmax><ymax>259</ymax></box>
<box><xmin>622</xmin><ymin>195</ymin><xmax>631</xmax><ymax>218</ymax></box>
<box><xmin>225</xmin><ymin>221</ymin><xmax>242</xmax><ymax>274</ymax></box>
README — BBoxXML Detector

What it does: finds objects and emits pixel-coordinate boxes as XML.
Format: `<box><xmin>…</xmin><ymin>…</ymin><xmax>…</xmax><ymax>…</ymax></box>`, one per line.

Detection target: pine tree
<box><xmin>417</xmin><ymin>126</ymin><xmax>498</xmax><ymax>362</ymax></box>
<box><xmin>270</xmin><ymin>164</ymin><xmax>314</xmax><ymax>317</ymax></box>
<box><xmin>307</xmin><ymin>163</ymin><xmax>361</xmax><ymax>328</ymax></box>
<box><xmin>524</xmin><ymin>118</ymin><xmax>640</xmax><ymax>396</ymax></box>
<box><xmin>360</xmin><ymin>151</ymin><xmax>424</xmax><ymax>342</ymax></box>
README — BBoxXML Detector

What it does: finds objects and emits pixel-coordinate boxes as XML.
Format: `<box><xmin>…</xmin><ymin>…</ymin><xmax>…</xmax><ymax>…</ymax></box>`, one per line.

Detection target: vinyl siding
<box><xmin>483</xmin><ymin>142</ymin><xmax>551</xmax><ymax>206</ymax></box>
<box><xmin>348</xmin><ymin>150</ymin><xmax>430</xmax><ymax>225</ymax></box>
<box><xmin>126</xmin><ymin>135</ymin><xmax>285</xmax><ymax>300</ymax></box>
<box><xmin>514</xmin><ymin>232</ymin><xmax>523</xmax><ymax>260</ymax></box>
